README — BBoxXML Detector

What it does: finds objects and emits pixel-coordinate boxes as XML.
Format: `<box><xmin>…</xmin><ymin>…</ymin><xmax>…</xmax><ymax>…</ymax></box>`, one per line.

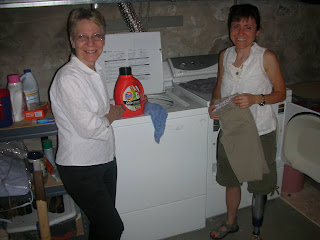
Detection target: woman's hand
<box><xmin>233</xmin><ymin>93</ymin><xmax>255</xmax><ymax>109</ymax></box>
<box><xmin>142</xmin><ymin>95</ymin><xmax>148</xmax><ymax>104</ymax></box>
<box><xmin>105</xmin><ymin>104</ymin><xmax>126</xmax><ymax>124</ymax></box>
<box><xmin>208</xmin><ymin>103</ymin><xmax>220</xmax><ymax>120</ymax></box>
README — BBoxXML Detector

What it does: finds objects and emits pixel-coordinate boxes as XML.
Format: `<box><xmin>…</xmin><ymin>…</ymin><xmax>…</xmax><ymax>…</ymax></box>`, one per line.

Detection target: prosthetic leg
<box><xmin>251</xmin><ymin>194</ymin><xmax>267</xmax><ymax>239</ymax></box>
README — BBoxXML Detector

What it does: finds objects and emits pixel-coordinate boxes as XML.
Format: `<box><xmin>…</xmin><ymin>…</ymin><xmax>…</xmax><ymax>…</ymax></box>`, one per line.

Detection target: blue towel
<box><xmin>144</xmin><ymin>103</ymin><xmax>168</xmax><ymax>143</ymax></box>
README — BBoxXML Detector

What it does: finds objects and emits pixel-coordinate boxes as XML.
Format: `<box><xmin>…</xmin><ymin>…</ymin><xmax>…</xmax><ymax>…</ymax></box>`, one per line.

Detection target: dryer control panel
<box><xmin>168</xmin><ymin>54</ymin><xmax>219</xmax><ymax>83</ymax></box>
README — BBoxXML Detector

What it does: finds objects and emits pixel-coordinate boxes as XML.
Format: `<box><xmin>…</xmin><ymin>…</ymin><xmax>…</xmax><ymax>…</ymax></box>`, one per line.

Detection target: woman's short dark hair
<box><xmin>227</xmin><ymin>4</ymin><xmax>261</xmax><ymax>31</ymax></box>
<box><xmin>68</xmin><ymin>8</ymin><xmax>106</xmax><ymax>38</ymax></box>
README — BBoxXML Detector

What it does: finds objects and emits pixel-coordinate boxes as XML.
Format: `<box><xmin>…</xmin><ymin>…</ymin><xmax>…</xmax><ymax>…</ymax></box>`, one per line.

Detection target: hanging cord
<box><xmin>139</xmin><ymin>2</ymin><xmax>143</xmax><ymax>21</ymax></box>
<box><xmin>137</xmin><ymin>1</ymin><xmax>150</xmax><ymax>31</ymax></box>
<box><xmin>145</xmin><ymin>1</ymin><xmax>150</xmax><ymax>31</ymax></box>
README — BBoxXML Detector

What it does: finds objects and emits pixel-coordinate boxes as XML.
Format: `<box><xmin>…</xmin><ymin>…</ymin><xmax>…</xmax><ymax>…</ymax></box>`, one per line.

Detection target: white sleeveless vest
<box><xmin>221</xmin><ymin>42</ymin><xmax>277</xmax><ymax>136</ymax></box>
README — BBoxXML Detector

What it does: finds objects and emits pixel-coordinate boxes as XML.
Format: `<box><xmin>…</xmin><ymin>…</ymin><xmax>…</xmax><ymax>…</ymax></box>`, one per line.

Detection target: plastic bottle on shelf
<box><xmin>20</xmin><ymin>69</ymin><xmax>40</xmax><ymax>110</ymax></box>
<box><xmin>114</xmin><ymin>67</ymin><xmax>145</xmax><ymax>118</ymax></box>
<box><xmin>42</xmin><ymin>139</ymin><xmax>61</xmax><ymax>181</ymax></box>
<box><xmin>7</xmin><ymin>74</ymin><xmax>26</xmax><ymax>122</ymax></box>
<box><xmin>27</xmin><ymin>151</ymin><xmax>47</xmax><ymax>178</ymax></box>
<box><xmin>0</xmin><ymin>89</ymin><xmax>13</xmax><ymax>128</ymax></box>
<box><xmin>42</xmin><ymin>139</ymin><xmax>56</xmax><ymax>168</ymax></box>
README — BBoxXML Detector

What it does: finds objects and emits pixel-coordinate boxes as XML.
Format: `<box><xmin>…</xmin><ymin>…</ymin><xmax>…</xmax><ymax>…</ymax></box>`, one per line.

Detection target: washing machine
<box><xmin>166</xmin><ymin>55</ymin><xmax>309</xmax><ymax>218</ymax></box>
<box><xmin>97</xmin><ymin>32</ymin><xmax>209</xmax><ymax>240</ymax></box>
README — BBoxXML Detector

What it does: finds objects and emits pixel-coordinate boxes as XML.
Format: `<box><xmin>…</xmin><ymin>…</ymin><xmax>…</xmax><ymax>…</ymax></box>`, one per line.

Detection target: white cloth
<box><xmin>221</xmin><ymin>42</ymin><xmax>277</xmax><ymax>136</ymax></box>
<box><xmin>50</xmin><ymin>55</ymin><xmax>115</xmax><ymax>166</ymax></box>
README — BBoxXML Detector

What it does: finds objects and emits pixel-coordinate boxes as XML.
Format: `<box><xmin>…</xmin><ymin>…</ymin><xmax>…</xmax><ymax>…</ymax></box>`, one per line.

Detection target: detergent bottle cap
<box><xmin>119</xmin><ymin>67</ymin><xmax>132</xmax><ymax>76</ymax></box>
<box><xmin>8</xmin><ymin>74</ymin><xmax>21</xmax><ymax>84</ymax></box>
<box><xmin>24</xmin><ymin>69</ymin><xmax>31</xmax><ymax>74</ymax></box>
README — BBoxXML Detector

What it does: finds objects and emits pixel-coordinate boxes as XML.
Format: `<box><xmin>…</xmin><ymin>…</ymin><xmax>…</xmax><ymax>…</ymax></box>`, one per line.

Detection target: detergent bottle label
<box><xmin>123</xmin><ymin>85</ymin><xmax>141</xmax><ymax>111</ymax></box>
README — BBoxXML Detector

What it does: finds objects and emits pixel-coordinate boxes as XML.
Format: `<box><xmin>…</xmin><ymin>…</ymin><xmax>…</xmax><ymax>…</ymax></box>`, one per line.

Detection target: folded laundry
<box><xmin>145</xmin><ymin>103</ymin><xmax>168</xmax><ymax>143</ymax></box>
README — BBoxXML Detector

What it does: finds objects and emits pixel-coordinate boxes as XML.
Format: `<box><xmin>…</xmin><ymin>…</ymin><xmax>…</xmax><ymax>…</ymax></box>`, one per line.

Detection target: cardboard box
<box><xmin>24</xmin><ymin>102</ymin><xmax>50</xmax><ymax>120</ymax></box>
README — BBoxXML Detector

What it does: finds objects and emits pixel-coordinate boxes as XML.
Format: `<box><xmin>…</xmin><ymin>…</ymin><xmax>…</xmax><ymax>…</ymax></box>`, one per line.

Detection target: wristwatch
<box><xmin>259</xmin><ymin>94</ymin><xmax>265</xmax><ymax>106</ymax></box>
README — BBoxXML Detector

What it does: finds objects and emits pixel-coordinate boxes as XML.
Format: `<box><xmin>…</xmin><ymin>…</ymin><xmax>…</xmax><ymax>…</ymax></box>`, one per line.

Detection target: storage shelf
<box><xmin>0</xmin><ymin>123</ymin><xmax>57</xmax><ymax>142</ymax></box>
<box><xmin>0</xmin><ymin>113</ymin><xmax>88</xmax><ymax>239</ymax></box>
<box><xmin>0</xmin><ymin>110</ymin><xmax>57</xmax><ymax>142</ymax></box>
<box><xmin>6</xmin><ymin>194</ymin><xmax>76</xmax><ymax>234</ymax></box>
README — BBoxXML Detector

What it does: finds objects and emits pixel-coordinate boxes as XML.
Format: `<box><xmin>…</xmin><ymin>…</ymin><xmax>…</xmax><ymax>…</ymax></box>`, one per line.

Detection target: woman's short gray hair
<box><xmin>68</xmin><ymin>8</ymin><xmax>106</xmax><ymax>38</ymax></box>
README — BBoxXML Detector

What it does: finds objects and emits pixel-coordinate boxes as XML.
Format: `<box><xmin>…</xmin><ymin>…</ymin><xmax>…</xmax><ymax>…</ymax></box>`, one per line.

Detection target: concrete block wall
<box><xmin>0</xmin><ymin>0</ymin><xmax>319</xmax><ymax>149</ymax></box>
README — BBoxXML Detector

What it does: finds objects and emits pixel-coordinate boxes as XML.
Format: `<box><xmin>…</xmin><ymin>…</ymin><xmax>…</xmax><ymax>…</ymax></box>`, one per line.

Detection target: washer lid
<box><xmin>97</xmin><ymin>32</ymin><xmax>164</xmax><ymax>97</ymax></box>
<box><xmin>283</xmin><ymin>113</ymin><xmax>320</xmax><ymax>182</ymax></box>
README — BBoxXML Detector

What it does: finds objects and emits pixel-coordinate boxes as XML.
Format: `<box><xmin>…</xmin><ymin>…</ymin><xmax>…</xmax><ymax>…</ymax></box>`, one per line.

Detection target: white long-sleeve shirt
<box><xmin>50</xmin><ymin>55</ymin><xmax>115</xmax><ymax>166</ymax></box>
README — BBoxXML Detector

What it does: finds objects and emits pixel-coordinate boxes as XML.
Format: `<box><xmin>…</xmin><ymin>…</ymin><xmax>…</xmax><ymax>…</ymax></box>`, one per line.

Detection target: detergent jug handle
<box><xmin>138</xmin><ymin>82</ymin><xmax>145</xmax><ymax>102</ymax></box>
<box><xmin>20</xmin><ymin>73</ymin><xmax>26</xmax><ymax>83</ymax></box>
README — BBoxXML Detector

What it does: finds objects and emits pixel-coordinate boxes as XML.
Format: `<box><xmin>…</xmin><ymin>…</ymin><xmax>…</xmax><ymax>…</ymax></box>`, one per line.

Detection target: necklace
<box><xmin>235</xmin><ymin>63</ymin><xmax>244</xmax><ymax>76</ymax></box>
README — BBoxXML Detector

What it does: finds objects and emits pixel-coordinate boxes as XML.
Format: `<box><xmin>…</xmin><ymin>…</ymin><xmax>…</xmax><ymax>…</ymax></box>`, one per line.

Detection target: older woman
<box><xmin>50</xmin><ymin>8</ymin><xmax>124</xmax><ymax>240</ymax></box>
<box><xmin>208</xmin><ymin>4</ymin><xmax>286</xmax><ymax>240</ymax></box>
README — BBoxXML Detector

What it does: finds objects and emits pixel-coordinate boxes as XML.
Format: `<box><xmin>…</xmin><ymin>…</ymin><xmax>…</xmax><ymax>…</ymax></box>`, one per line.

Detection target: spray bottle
<box><xmin>42</xmin><ymin>139</ymin><xmax>61</xmax><ymax>181</ymax></box>
<box><xmin>114</xmin><ymin>67</ymin><xmax>145</xmax><ymax>118</ymax></box>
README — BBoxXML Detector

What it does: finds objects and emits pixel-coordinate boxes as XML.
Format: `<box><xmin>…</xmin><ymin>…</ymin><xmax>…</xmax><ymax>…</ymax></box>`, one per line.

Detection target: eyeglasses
<box><xmin>75</xmin><ymin>33</ymin><xmax>105</xmax><ymax>43</ymax></box>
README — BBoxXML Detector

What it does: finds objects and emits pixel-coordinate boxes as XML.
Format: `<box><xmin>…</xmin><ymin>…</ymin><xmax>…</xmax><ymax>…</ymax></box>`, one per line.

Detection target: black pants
<box><xmin>57</xmin><ymin>159</ymin><xmax>124</xmax><ymax>240</ymax></box>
